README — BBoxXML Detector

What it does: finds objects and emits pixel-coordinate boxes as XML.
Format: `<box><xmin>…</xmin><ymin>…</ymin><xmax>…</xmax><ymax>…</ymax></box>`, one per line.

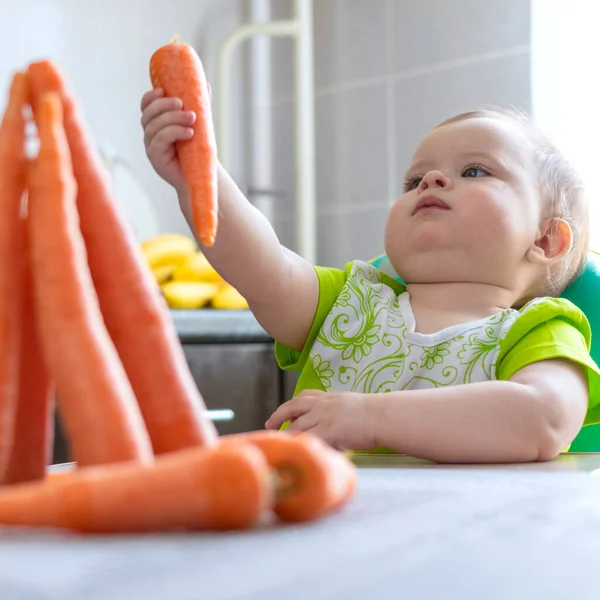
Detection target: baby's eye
<box><xmin>462</xmin><ymin>166</ymin><xmax>489</xmax><ymax>178</ymax></box>
<box><xmin>404</xmin><ymin>176</ymin><xmax>422</xmax><ymax>191</ymax></box>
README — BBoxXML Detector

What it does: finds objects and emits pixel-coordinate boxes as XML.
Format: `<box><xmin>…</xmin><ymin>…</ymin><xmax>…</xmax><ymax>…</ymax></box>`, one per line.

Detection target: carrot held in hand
<box><xmin>5</xmin><ymin>217</ymin><xmax>55</xmax><ymax>484</ymax></box>
<box><xmin>27</xmin><ymin>92</ymin><xmax>154</xmax><ymax>467</ymax></box>
<box><xmin>0</xmin><ymin>442</ymin><xmax>271</xmax><ymax>533</ymax></box>
<box><xmin>0</xmin><ymin>72</ymin><xmax>28</xmax><ymax>483</ymax></box>
<box><xmin>150</xmin><ymin>35</ymin><xmax>218</xmax><ymax>247</ymax></box>
<box><xmin>221</xmin><ymin>430</ymin><xmax>357</xmax><ymax>522</ymax></box>
<box><xmin>27</xmin><ymin>60</ymin><xmax>218</xmax><ymax>455</ymax></box>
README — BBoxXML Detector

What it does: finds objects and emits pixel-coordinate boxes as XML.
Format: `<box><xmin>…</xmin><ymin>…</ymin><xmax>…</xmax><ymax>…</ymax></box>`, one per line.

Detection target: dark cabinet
<box><xmin>181</xmin><ymin>342</ymin><xmax>283</xmax><ymax>435</ymax></box>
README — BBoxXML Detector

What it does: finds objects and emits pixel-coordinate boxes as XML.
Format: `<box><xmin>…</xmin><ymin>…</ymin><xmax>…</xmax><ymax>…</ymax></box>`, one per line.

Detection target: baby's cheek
<box><xmin>468</xmin><ymin>189</ymin><xmax>509</xmax><ymax>222</ymax></box>
<box><xmin>384</xmin><ymin>202</ymin><xmax>409</xmax><ymax>238</ymax></box>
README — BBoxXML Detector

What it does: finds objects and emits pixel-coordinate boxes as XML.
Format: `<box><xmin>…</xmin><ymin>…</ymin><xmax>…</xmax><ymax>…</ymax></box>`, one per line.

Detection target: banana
<box><xmin>141</xmin><ymin>233</ymin><xmax>197</xmax><ymax>270</ymax></box>
<box><xmin>172</xmin><ymin>252</ymin><xmax>222</xmax><ymax>283</ymax></box>
<box><xmin>151</xmin><ymin>264</ymin><xmax>176</xmax><ymax>285</ymax></box>
<box><xmin>161</xmin><ymin>281</ymin><xmax>219</xmax><ymax>310</ymax></box>
<box><xmin>211</xmin><ymin>283</ymin><xmax>249</xmax><ymax>310</ymax></box>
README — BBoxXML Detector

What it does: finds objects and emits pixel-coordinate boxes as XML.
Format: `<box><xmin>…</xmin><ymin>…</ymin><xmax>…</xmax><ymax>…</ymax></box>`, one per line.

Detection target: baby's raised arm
<box><xmin>180</xmin><ymin>164</ymin><xmax>318</xmax><ymax>351</ymax></box>
<box><xmin>141</xmin><ymin>89</ymin><xmax>318</xmax><ymax>351</ymax></box>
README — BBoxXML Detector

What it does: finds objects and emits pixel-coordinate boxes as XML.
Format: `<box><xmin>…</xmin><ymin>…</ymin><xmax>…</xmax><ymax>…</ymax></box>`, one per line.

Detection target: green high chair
<box><xmin>367</xmin><ymin>251</ymin><xmax>600</xmax><ymax>452</ymax></box>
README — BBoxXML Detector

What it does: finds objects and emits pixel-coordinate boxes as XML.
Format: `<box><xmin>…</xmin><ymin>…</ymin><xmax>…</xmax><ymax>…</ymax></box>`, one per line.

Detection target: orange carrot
<box><xmin>4</xmin><ymin>216</ymin><xmax>55</xmax><ymax>484</ymax></box>
<box><xmin>0</xmin><ymin>72</ymin><xmax>28</xmax><ymax>482</ymax></box>
<box><xmin>27</xmin><ymin>92</ymin><xmax>154</xmax><ymax>468</ymax></box>
<box><xmin>0</xmin><ymin>442</ymin><xmax>271</xmax><ymax>533</ymax></box>
<box><xmin>222</xmin><ymin>430</ymin><xmax>357</xmax><ymax>522</ymax></box>
<box><xmin>149</xmin><ymin>36</ymin><xmax>218</xmax><ymax>247</ymax></box>
<box><xmin>27</xmin><ymin>60</ymin><xmax>218</xmax><ymax>455</ymax></box>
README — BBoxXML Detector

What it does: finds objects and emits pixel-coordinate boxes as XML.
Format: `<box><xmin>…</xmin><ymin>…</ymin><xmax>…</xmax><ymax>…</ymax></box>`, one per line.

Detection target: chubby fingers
<box><xmin>144</xmin><ymin>108</ymin><xmax>195</xmax><ymax>144</ymax></box>
<box><xmin>265</xmin><ymin>393</ymin><xmax>318</xmax><ymax>430</ymax></box>
<box><xmin>140</xmin><ymin>87</ymin><xmax>163</xmax><ymax>112</ymax></box>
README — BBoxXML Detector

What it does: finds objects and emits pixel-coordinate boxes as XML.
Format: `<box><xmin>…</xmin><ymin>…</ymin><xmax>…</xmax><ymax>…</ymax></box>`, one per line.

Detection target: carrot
<box><xmin>221</xmin><ymin>430</ymin><xmax>357</xmax><ymax>522</ymax></box>
<box><xmin>149</xmin><ymin>35</ymin><xmax>218</xmax><ymax>247</ymax></box>
<box><xmin>0</xmin><ymin>442</ymin><xmax>271</xmax><ymax>533</ymax></box>
<box><xmin>27</xmin><ymin>60</ymin><xmax>218</xmax><ymax>455</ymax></box>
<box><xmin>27</xmin><ymin>92</ymin><xmax>154</xmax><ymax>468</ymax></box>
<box><xmin>4</xmin><ymin>216</ymin><xmax>55</xmax><ymax>484</ymax></box>
<box><xmin>0</xmin><ymin>72</ymin><xmax>29</xmax><ymax>482</ymax></box>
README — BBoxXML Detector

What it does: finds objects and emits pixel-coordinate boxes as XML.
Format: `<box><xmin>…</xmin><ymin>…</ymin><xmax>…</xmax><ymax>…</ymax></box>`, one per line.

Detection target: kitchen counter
<box><xmin>170</xmin><ymin>309</ymin><xmax>272</xmax><ymax>344</ymax></box>
<box><xmin>4</xmin><ymin>453</ymin><xmax>600</xmax><ymax>599</ymax></box>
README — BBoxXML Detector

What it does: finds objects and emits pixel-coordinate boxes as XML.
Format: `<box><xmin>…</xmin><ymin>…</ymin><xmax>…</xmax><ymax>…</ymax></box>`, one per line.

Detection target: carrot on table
<box><xmin>26</xmin><ymin>60</ymin><xmax>218</xmax><ymax>455</ymax></box>
<box><xmin>149</xmin><ymin>35</ymin><xmax>218</xmax><ymax>247</ymax></box>
<box><xmin>27</xmin><ymin>92</ymin><xmax>154</xmax><ymax>468</ymax></box>
<box><xmin>221</xmin><ymin>430</ymin><xmax>357</xmax><ymax>523</ymax></box>
<box><xmin>5</xmin><ymin>216</ymin><xmax>55</xmax><ymax>484</ymax></box>
<box><xmin>0</xmin><ymin>442</ymin><xmax>271</xmax><ymax>533</ymax></box>
<box><xmin>0</xmin><ymin>72</ymin><xmax>29</xmax><ymax>483</ymax></box>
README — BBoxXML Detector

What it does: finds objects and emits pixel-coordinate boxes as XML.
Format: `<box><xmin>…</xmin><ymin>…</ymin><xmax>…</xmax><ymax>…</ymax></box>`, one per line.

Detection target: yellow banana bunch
<box><xmin>172</xmin><ymin>252</ymin><xmax>222</xmax><ymax>283</ymax></box>
<box><xmin>141</xmin><ymin>233</ymin><xmax>197</xmax><ymax>286</ymax></box>
<box><xmin>160</xmin><ymin>281</ymin><xmax>249</xmax><ymax>310</ymax></box>
<box><xmin>151</xmin><ymin>265</ymin><xmax>177</xmax><ymax>285</ymax></box>
<box><xmin>140</xmin><ymin>233</ymin><xmax>249</xmax><ymax>310</ymax></box>
<box><xmin>212</xmin><ymin>283</ymin><xmax>249</xmax><ymax>310</ymax></box>
<box><xmin>141</xmin><ymin>233</ymin><xmax>197</xmax><ymax>270</ymax></box>
<box><xmin>160</xmin><ymin>281</ymin><xmax>220</xmax><ymax>310</ymax></box>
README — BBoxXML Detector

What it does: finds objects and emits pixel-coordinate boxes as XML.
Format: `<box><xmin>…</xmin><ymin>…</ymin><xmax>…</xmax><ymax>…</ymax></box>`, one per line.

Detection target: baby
<box><xmin>140</xmin><ymin>87</ymin><xmax>600</xmax><ymax>463</ymax></box>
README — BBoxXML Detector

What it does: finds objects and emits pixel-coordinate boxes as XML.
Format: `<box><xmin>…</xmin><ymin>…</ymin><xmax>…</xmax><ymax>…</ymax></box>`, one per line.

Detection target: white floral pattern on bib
<box><xmin>308</xmin><ymin>261</ymin><xmax>543</xmax><ymax>393</ymax></box>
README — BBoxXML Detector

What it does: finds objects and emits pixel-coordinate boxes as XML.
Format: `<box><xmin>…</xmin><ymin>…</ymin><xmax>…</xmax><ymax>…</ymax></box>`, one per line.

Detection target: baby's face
<box><xmin>384</xmin><ymin>117</ymin><xmax>544</xmax><ymax>289</ymax></box>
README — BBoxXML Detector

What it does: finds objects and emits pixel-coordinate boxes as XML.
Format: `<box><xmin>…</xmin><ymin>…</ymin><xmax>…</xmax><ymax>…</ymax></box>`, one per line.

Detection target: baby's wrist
<box><xmin>176</xmin><ymin>186</ymin><xmax>189</xmax><ymax>203</ymax></box>
<box><xmin>363</xmin><ymin>393</ymin><xmax>386</xmax><ymax>448</ymax></box>
<box><xmin>176</xmin><ymin>188</ymin><xmax>191</xmax><ymax>216</ymax></box>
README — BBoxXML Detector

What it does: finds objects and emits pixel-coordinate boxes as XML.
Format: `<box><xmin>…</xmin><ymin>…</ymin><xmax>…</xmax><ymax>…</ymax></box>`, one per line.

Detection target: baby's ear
<box><xmin>527</xmin><ymin>218</ymin><xmax>572</xmax><ymax>265</ymax></box>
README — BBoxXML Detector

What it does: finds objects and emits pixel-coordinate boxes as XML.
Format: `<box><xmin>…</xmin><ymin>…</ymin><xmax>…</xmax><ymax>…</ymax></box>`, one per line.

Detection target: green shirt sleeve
<box><xmin>274</xmin><ymin>264</ymin><xmax>348</xmax><ymax>372</ymax></box>
<box><xmin>496</xmin><ymin>298</ymin><xmax>600</xmax><ymax>426</ymax></box>
<box><xmin>274</xmin><ymin>261</ymin><xmax>404</xmax><ymax>373</ymax></box>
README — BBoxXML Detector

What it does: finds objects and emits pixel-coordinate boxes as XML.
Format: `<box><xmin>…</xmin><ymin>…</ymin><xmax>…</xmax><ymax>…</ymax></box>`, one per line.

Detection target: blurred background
<box><xmin>3</xmin><ymin>0</ymin><xmax>594</xmax><ymax>267</ymax></box>
<box><xmin>2</xmin><ymin>0</ymin><xmax>596</xmax><ymax>450</ymax></box>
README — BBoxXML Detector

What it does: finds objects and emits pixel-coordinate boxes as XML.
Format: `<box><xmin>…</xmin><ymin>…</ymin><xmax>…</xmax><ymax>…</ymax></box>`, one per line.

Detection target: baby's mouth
<box><xmin>412</xmin><ymin>195</ymin><xmax>450</xmax><ymax>215</ymax></box>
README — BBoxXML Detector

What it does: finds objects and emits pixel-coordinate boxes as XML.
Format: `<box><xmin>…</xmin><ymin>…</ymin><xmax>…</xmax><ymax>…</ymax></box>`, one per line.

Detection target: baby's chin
<box><xmin>385</xmin><ymin>249</ymin><xmax>489</xmax><ymax>286</ymax></box>
<box><xmin>384</xmin><ymin>215</ymin><xmax>457</xmax><ymax>257</ymax></box>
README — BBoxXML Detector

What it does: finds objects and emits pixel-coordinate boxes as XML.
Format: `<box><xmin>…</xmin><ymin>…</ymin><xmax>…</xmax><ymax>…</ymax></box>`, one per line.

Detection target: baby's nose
<box><xmin>419</xmin><ymin>170</ymin><xmax>450</xmax><ymax>191</ymax></box>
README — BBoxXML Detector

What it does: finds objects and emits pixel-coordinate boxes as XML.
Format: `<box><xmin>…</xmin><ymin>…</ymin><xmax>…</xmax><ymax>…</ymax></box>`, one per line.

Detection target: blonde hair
<box><xmin>435</xmin><ymin>108</ymin><xmax>589</xmax><ymax>297</ymax></box>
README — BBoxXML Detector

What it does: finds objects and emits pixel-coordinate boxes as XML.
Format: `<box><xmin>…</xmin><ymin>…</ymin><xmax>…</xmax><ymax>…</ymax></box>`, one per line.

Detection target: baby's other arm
<box><xmin>268</xmin><ymin>359</ymin><xmax>588</xmax><ymax>461</ymax></box>
<box><xmin>368</xmin><ymin>359</ymin><xmax>588</xmax><ymax>463</ymax></box>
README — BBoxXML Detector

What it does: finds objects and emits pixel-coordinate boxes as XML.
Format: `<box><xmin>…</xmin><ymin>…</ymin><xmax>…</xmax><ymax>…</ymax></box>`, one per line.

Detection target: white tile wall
<box><xmin>316</xmin><ymin>205</ymin><xmax>390</xmax><ymax>268</ymax></box>
<box><xmin>270</xmin><ymin>0</ymin><xmax>532</xmax><ymax>267</ymax></box>
<box><xmin>391</xmin><ymin>0</ymin><xmax>530</xmax><ymax>72</ymax></box>
<box><xmin>313</xmin><ymin>0</ymin><xmax>390</xmax><ymax>90</ymax></box>
<box><xmin>315</xmin><ymin>82</ymin><xmax>389</xmax><ymax>211</ymax></box>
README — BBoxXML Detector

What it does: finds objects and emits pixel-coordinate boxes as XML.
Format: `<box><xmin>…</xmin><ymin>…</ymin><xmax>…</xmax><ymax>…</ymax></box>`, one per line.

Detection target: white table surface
<box><xmin>3</xmin><ymin>453</ymin><xmax>600</xmax><ymax>600</ymax></box>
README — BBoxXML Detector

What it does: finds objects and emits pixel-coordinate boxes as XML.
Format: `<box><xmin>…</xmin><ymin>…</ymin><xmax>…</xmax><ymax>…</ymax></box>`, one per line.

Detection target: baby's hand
<box><xmin>140</xmin><ymin>88</ymin><xmax>196</xmax><ymax>193</ymax></box>
<box><xmin>265</xmin><ymin>390</ymin><xmax>377</xmax><ymax>451</ymax></box>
